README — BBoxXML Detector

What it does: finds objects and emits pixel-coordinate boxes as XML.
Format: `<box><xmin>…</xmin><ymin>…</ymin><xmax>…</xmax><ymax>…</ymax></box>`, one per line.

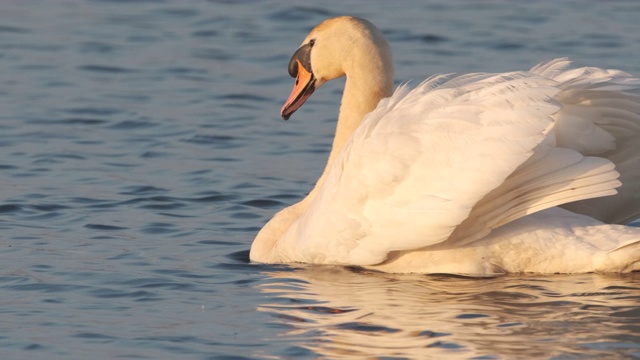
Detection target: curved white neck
<box><xmin>308</xmin><ymin>62</ymin><xmax>393</xmax><ymax>203</ymax></box>
<box><xmin>326</xmin><ymin>74</ymin><xmax>392</xmax><ymax>168</ymax></box>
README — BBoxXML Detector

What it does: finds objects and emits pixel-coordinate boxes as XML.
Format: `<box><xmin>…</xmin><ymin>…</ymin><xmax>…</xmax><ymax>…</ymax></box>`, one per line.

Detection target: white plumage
<box><xmin>250</xmin><ymin>17</ymin><xmax>640</xmax><ymax>275</ymax></box>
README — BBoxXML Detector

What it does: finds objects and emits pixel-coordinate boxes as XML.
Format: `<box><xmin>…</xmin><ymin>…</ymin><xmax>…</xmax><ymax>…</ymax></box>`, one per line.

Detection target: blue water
<box><xmin>1</xmin><ymin>0</ymin><xmax>640</xmax><ymax>358</ymax></box>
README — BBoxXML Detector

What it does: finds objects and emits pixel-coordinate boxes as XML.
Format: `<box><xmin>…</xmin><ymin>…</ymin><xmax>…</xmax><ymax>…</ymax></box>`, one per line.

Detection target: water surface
<box><xmin>1</xmin><ymin>0</ymin><xmax>640</xmax><ymax>358</ymax></box>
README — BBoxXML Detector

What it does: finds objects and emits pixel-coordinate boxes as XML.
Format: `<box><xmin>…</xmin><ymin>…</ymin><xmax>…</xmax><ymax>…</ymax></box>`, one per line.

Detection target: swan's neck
<box><xmin>326</xmin><ymin>74</ymin><xmax>393</xmax><ymax>167</ymax></box>
<box><xmin>312</xmin><ymin>59</ymin><xmax>393</xmax><ymax>199</ymax></box>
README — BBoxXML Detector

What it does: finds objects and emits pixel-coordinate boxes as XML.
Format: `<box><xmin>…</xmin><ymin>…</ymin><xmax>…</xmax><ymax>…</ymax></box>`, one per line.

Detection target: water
<box><xmin>1</xmin><ymin>0</ymin><xmax>640</xmax><ymax>358</ymax></box>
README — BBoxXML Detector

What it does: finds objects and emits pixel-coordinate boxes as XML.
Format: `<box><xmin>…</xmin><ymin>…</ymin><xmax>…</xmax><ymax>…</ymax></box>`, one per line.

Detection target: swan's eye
<box><xmin>309</xmin><ymin>39</ymin><xmax>315</xmax><ymax>47</ymax></box>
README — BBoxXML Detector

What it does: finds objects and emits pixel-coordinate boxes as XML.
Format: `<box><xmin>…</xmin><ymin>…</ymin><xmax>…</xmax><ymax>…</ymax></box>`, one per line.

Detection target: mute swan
<box><xmin>250</xmin><ymin>16</ymin><xmax>640</xmax><ymax>275</ymax></box>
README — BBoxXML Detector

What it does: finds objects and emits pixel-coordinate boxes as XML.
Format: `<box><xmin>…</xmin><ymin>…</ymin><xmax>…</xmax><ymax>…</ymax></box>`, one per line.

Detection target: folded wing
<box><xmin>531</xmin><ymin>58</ymin><xmax>640</xmax><ymax>224</ymax></box>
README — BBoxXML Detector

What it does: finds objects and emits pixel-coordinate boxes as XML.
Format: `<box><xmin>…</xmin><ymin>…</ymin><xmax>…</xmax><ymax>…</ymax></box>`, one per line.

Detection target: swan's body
<box><xmin>250</xmin><ymin>16</ymin><xmax>640</xmax><ymax>275</ymax></box>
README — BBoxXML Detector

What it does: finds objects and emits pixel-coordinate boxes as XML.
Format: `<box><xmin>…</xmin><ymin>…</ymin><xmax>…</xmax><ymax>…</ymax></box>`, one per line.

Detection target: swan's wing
<box><xmin>531</xmin><ymin>58</ymin><xmax>640</xmax><ymax>224</ymax></box>
<box><xmin>284</xmin><ymin>72</ymin><xmax>620</xmax><ymax>265</ymax></box>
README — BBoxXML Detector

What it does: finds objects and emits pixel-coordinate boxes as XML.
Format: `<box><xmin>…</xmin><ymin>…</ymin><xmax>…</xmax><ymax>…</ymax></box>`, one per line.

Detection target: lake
<box><xmin>1</xmin><ymin>0</ymin><xmax>640</xmax><ymax>358</ymax></box>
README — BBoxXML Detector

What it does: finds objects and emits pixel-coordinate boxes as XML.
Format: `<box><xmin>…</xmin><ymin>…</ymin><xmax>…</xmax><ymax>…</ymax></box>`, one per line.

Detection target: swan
<box><xmin>250</xmin><ymin>16</ymin><xmax>640</xmax><ymax>275</ymax></box>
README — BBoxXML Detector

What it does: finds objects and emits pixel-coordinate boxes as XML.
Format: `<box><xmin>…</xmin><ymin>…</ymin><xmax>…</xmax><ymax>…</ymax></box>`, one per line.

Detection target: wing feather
<box><xmin>530</xmin><ymin>59</ymin><xmax>640</xmax><ymax>224</ymax></box>
<box><xmin>284</xmin><ymin>73</ymin><xmax>566</xmax><ymax>264</ymax></box>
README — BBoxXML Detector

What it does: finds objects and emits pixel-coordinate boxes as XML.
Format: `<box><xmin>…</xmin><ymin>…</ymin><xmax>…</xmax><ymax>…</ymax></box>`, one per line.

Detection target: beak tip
<box><xmin>280</xmin><ymin>60</ymin><xmax>315</xmax><ymax>123</ymax></box>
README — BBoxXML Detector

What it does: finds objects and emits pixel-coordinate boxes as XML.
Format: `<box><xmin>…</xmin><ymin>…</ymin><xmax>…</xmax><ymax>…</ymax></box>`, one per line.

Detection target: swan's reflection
<box><xmin>256</xmin><ymin>266</ymin><xmax>640</xmax><ymax>358</ymax></box>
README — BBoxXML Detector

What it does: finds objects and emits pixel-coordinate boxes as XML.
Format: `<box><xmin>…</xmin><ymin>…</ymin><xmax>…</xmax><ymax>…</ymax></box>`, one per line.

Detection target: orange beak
<box><xmin>281</xmin><ymin>60</ymin><xmax>316</xmax><ymax>120</ymax></box>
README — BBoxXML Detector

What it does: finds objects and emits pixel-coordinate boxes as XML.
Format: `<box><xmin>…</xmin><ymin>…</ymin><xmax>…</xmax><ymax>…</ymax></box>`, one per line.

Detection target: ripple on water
<box><xmin>118</xmin><ymin>185</ymin><xmax>167</xmax><ymax>195</ymax></box>
<box><xmin>108</xmin><ymin>120</ymin><xmax>157</xmax><ymax>130</ymax></box>
<box><xmin>29</xmin><ymin>118</ymin><xmax>108</xmax><ymax>126</ymax></box>
<box><xmin>136</xmin><ymin>198</ymin><xmax>186</xmax><ymax>211</ymax></box>
<box><xmin>182</xmin><ymin>134</ymin><xmax>243</xmax><ymax>149</ymax></box>
<box><xmin>87</xmin><ymin>288</ymin><xmax>160</xmax><ymax>301</ymax></box>
<box><xmin>242</xmin><ymin>199</ymin><xmax>284</xmax><ymax>209</ymax></box>
<box><xmin>0</xmin><ymin>204</ymin><xmax>22</xmax><ymax>214</ymax></box>
<box><xmin>140</xmin><ymin>222</ymin><xmax>180</xmax><ymax>235</ymax></box>
<box><xmin>0</xmin><ymin>25</ymin><xmax>31</xmax><ymax>34</ymax></box>
<box><xmin>77</xmin><ymin>65</ymin><xmax>139</xmax><ymax>74</ymax></box>
<box><xmin>84</xmin><ymin>224</ymin><xmax>129</xmax><ymax>231</ymax></box>
<box><xmin>8</xmin><ymin>283</ymin><xmax>90</xmax><ymax>293</ymax></box>
<box><xmin>268</xmin><ymin>7</ymin><xmax>335</xmax><ymax>22</ymax></box>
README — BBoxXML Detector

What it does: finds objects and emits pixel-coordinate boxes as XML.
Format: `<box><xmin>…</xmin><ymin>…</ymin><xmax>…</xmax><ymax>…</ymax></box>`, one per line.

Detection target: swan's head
<box><xmin>281</xmin><ymin>16</ymin><xmax>393</xmax><ymax>120</ymax></box>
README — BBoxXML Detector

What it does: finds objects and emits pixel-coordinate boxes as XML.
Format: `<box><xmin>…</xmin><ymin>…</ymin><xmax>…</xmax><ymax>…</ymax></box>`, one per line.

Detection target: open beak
<box><xmin>281</xmin><ymin>60</ymin><xmax>316</xmax><ymax>120</ymax></box>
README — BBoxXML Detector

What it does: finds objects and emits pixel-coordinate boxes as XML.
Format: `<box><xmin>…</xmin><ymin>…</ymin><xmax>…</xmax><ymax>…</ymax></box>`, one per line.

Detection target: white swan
<box><xmin>250</xmin><ymin>16</ymin><xmax>640</xmax><ymax>275</ymax></box>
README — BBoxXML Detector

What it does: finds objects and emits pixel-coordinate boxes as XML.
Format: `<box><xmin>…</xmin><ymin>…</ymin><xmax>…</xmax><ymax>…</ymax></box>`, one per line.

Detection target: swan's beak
<box><xmin>281</xmin><ymin>60</ymin><xmax>316</xmax><ymax>120</ymax></box>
